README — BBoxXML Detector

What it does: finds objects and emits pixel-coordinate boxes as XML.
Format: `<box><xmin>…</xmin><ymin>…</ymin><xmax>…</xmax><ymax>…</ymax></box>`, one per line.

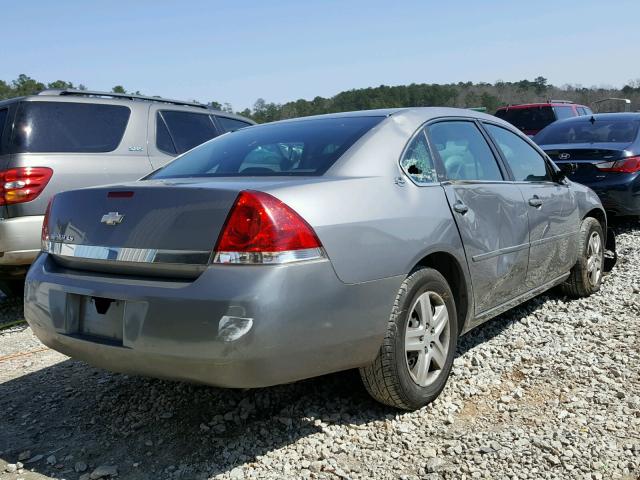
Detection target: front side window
<box><xmin>150</xmin><ymin>116</ymin><xmax>383</xmax><ymax>178</ymax></box>
<box><xmin>400</xmin><ymin>130</ymin><xmax>437</xmax><ymax>183</ymax></box>
<box><xmin>217</xmin><ymin>116</ymin><xmax>252</xmax><ymax>132</ymax></box>
<box><xmin>11</xmin><ymin>102</ymin><xmax>130</xmax><ymax>153</ymax></box>
<box><xmin>427</xmin><ymin>121</ymin><xmax>503</xmax><ymax>181</ymax></box>
<box><xmin>485</xmin><ymin>124</ymin><xmax>550</xmax><ymax>182</ymax></box>
<box><xmin>159</xmin><ymin>111</ymin><xmax>218</xmax><ymax>155</ymax></box>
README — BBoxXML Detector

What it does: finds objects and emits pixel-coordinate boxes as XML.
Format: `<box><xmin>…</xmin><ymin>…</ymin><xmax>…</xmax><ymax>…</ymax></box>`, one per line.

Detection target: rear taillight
<box><xmin>595</xmin><ymin>156</ymin><xmax>640</xmax><ymax>173</ymax></box>
<box><xmin>41</xmin><ymin>196</ymin><xmax>54</xmax><ymax>250</ymax></box>
<box><xmin>0</xmin><ymin>167</ymin><xmax>53</xmax><ymax>205</ymax></box>
<box><xmin>213</xmin><ymin>191</ymin><xmax>324</xmax><ymax>264</ymax></box>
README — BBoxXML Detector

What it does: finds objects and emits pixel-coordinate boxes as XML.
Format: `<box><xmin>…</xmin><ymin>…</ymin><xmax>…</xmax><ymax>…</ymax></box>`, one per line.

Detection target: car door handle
<box><xmin>453</xmin><ymin>202</ymin><xmax>469</xmax><ymax>214</ymax></box>
<box><xmin>528</xmin><ymin>196</ymin><xmax>543</xmax><ymax>208</ymax></box>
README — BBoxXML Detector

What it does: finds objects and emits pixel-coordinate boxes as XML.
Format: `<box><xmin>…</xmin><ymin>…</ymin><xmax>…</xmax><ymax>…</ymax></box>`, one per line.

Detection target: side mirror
<box><xmin>554</xmin><ymin>162</ymin><xmax>577</xmax><ymax>182</ymax></box>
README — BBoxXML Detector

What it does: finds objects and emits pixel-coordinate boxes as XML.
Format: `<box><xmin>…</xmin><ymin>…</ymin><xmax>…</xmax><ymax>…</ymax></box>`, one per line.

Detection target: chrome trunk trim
<box><xmin>46</xmin><ymin>241</ymin><xmax>211</xmax><ymax>265</ymax></box>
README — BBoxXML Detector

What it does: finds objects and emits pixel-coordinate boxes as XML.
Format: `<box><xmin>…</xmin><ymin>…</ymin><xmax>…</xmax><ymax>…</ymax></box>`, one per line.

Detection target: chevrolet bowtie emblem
<box><xmin>101</xmin><ymin>212</ymin><xmax>124</xmax><ymax>225</ymax></box>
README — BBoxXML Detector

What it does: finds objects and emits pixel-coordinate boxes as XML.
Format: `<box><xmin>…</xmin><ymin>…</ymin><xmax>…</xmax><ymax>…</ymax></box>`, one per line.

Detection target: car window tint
<box><xmin>553</xmin><ymin>106</ymin><xmax>574</xmax><ymax>120</ymax></box>
<box><xmin>11</xmin><ymin>102</ymin><xmax>130</xmax><ymax>153</ymax></box>
<box><xmin>160</xmin><ymin>111</ymin><xmax>218</xmax><ymax>154</ymax></box>
<box><xmin>217</xmin><ymin>116</ymin><xmax>252</xmax><ymax>132</ymax></box>
<box><xmin>150</xmin><ymin>116</ymin><xmax>383</xmax><ymax>178</ymax></box>
<box><xmin>535</xmin><ymin>119</ymin><xmax>639</xmax><ymax>144</ymax></box>
<box><xmin>156</xmin><ymin>113</ymin><xmax>177</xmax><ymax>155</ymax></box>
<box><xmin>495</xmin><ymin>106</ymin><xmax>555</xmax><ymax>132</ymax></box>
<box><xmin>427</xmin><ymin>121</ymin><xmax>502</xmax><ymax>181</ymax></box>
<box><xmin>485</xmin><ymin>124</ymin><xmax>550</xmax><ymax>182</ymax></box>
<box><xmin>0</xmin><ymin>108</ymin><xmax>8</xmax><ymax>155</ymax></box>
<box><xmin>401</xmin><ymin>131</ymin><xmax>437</xmax><ymax>183</ymax></box>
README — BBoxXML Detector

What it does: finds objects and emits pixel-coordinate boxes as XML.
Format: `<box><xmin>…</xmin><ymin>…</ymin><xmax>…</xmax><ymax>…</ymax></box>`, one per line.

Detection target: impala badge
<box><xmin>101</xmin><ymin>212</ymin><xmax>124</xmax><ymax>225</ymax></box>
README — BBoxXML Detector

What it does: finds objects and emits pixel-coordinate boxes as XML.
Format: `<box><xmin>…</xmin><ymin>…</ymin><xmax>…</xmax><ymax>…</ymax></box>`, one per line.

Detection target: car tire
<box><xmin>562</xmin><ymin>217</ymin><xmax>604</xmax><ymax>298</ymax></box>
<box><xmin>359</xmin><ymin>267</ymin><xmax>458</xmax><ymax>410</ymax></box>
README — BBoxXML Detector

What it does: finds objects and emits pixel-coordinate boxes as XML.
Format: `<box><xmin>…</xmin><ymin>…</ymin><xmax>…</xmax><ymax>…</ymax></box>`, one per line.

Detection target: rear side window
<box><xmin>427</xmin><ymin>121</ymin><xmax>503</xmax><ymax>181</ymax></box>
<box><xmin>400</xmin><ymin>130</ymin><xmax>437</xmax><ymax>184</ymax></box>
<box><xmin>217</xmin><ymin>116</ymin><xmax>252</xmax><ymax>132</ymax></box>
<box><xmin>495</xmin><ymin>106</ymin><xmax>556</xmax><ymax>132</ymax></box>
<box><xmin>485</xmin><ymin>124</ymin><xmax>550</xmax><ymax>182</ymax></box>
<box><xmin>11</xmin><ymin>102</ymin><xmax>130</xmax><ymax>153</ymax></box>
<box><xmin>149</xmin><ymin>116</ymin><xmax>383</xmax><ymax>178</ymax></box>
<box><xmin>553</xmin><ymin>106</ymin><xmax>574</xmax><ymax>120</ymax></box>
<box><xmin>158</xmin><ymin>111</ymin><xmax>218</xmax><ymax>155</ymax></box>
<box><xmin>535</xmin><ymin>119</ymin><xmax>640</xmax><ymax>145</ymax></box>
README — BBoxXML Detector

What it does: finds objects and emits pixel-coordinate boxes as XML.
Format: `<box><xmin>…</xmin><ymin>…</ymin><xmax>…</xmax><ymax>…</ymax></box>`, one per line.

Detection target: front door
<box><xmin>427</xmin><ymin>120</ymin><xmax>530</xmax><ymax>315</ymax></box>
<box><xmin>482</xmin><ymin>123</ymin><xmax>580</xmax><ymax>289</ymax></box>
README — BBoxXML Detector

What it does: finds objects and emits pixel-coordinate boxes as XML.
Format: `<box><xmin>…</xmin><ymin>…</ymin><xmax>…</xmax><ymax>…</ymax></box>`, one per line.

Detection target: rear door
<box><xmin>148</xmin><ymin>107</ymin><xmax>221</xmax><ymax>169</ymax></box>
<box><xmin>426</xmin><ymin>119</ymin><xmax>530</xmax><ymax>315</ymax></box>
<box><xmin>483</xmin><ymin>122</ymin><xmax>580</xmax><ymax>288</ymax></box>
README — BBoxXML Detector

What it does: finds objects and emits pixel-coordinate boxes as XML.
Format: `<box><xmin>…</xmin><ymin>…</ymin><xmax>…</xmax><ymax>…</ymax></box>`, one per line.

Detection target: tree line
<box><xmin>2</xmin><ymin>74</ymin><xmax>639</xmax><ymax>123</ymax></box>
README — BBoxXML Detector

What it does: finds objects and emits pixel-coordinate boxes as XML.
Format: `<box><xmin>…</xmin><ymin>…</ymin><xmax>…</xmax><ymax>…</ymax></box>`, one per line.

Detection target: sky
<box><xmin>2</xmin><ymin>0</ymin><xmax>638</xmax><ymax>110</ymax></box>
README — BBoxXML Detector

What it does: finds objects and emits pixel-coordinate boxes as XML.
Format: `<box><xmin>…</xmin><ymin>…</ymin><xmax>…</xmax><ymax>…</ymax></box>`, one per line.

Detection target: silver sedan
<box><xmin>25</xmin><ymin>107</ymin><xmax>612</xmax><ymax>410</ymax></box>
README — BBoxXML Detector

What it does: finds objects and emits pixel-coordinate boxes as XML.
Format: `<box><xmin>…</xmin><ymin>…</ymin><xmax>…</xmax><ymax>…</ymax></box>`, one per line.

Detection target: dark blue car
<box><xmin>535</xmin><ymin>113</ymin><xmax>640</xmax><ymax>216</ymax></box>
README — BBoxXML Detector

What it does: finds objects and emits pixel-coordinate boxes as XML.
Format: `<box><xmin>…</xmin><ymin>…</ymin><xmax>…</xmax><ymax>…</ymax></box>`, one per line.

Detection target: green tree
<box><xmin>112</xmin><ymin>85</ymin><xmax>126</xmax><ymax>94</ymax></box>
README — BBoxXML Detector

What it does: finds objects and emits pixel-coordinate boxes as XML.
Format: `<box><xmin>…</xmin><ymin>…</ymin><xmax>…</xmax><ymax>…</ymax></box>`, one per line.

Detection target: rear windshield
<box><xmin>495</xmin><ymin>106</ymin><xmax>556</xmax><ymax>131</ymax></box>
<box><xmin>535</xmin><ymin>119</ymin><xmax>640</xmax><ymax>145</ymax></box>
<box><xmin>11</xmin><ymin>101</ymin><xmax>130</xmax><ymax>153</ymax></box>
<box><xmin>149</xmin><ymin>116</ymin><xmax>383</xmax><ymax>178</ymax></box>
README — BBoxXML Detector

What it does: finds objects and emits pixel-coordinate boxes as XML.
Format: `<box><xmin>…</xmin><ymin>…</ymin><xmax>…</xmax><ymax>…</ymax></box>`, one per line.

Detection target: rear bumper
<box><xmin>580</xmin><ymin>174</ymin><xmax>640</xmax><ymax>216</ymax></box>
<box><xmin>25</xmin><ymin>254</ymin><xmax>402</xmax><ymax>388</ymax></box>
<box><xmin>0</xmin><ymin>215</ymin><xmax>43</xmax><ymax>267</ymax></box>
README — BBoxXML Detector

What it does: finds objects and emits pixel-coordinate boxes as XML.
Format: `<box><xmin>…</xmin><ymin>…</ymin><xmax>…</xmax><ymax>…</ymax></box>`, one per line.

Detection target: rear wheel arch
<box><xmin>412</xmin><ymin>251</ymin><xmax>470</xmax><ymax>334</ymax></box>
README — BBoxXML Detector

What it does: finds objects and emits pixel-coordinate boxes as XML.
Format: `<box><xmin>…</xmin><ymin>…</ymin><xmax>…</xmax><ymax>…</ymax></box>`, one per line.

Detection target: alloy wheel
<box><xmin>404</xmin><ymin>291</ymin><xmax>450</xmax><ymax>387</ymax></box>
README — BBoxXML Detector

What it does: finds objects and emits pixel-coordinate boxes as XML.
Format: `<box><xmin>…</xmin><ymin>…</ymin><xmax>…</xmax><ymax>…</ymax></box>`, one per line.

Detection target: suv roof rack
<box><xmin>36</xmin><ymin>89</ymin><xmax>210</xmax><ymax>110</ymax></box>
<box><xmin>548</xmin><ymin>99</ymin><xmax>575</xmax><ymax>104</ymax></box>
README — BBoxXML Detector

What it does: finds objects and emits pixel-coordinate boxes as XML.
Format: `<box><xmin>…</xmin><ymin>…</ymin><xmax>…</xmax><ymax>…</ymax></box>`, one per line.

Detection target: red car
<box><xmin>495</xmin><ymin>101</ymin><xmax>593</xmax><ymax>136</ymax></box>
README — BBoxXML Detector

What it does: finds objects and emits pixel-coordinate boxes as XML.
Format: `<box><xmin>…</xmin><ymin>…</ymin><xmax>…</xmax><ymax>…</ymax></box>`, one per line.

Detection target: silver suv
<box><xmin>0</xmin><ymin>89</ymin><xmax>254</xmax><ymax>295</ymax></box>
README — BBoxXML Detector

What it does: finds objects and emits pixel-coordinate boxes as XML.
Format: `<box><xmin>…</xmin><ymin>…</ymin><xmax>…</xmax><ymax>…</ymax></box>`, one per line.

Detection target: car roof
<box><xmin>260</xmin><ymin>106</ymin><xmax>503</xmax><ymax>125</ymax></box>
<box><xmin>0</xmin><ymin>90</ymin><xmax>254</xmax><ymax>123</ymax></box>
<box><xmin>548</xmin><ymin>112</ymin><xmax>640</xmax><ymax>123</ymax></box>
<box><xmin>496</xmin><ymin>102</ymin><xmax>584</xmax><ymax>110</ymax></box>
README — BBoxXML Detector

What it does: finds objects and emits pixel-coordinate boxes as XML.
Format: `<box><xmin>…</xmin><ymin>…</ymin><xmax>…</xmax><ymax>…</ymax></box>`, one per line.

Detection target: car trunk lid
<box><xmin>45</xmin><ymin>180</ymin><xmax>243</xmax><ymax>277</ymax></box>
<box><xmin>542</xmin><ymin>142</ymin><xmax>632</xmax><ymax>183</ymax></box>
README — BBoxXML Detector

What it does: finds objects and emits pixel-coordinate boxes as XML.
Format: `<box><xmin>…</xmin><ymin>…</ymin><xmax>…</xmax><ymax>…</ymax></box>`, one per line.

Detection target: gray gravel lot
<box><xmin>1</xmin><ymin>220</ymin><xmax>638</xmax><ymax>480</ymax></box>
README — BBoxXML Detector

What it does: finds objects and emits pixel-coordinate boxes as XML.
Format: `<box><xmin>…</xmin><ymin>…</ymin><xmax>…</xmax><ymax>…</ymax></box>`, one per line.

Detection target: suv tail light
<box><xmin>41</xmin><ymin>196</ymin><xmax>54</xmax><ymax>250</ymax></box>
<box><xmin>213</xmin><ymin>191</ymin><xmax>324</xmax><ymax>264</ymax></box>
<box><xmin>0</xmin><ymin>167</ymin><xmax>53</xmax><ymax>205</ymax></box>
<box><xmin>595</xmin><ymin>156</ymin><xmax>640</xmax><ymax>173</ymax></box>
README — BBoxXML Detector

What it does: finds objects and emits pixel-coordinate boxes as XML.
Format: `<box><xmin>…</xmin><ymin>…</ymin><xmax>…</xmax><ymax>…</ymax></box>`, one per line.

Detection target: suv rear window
<box><xmin>157</xmin><ymin>111</ymin><xmax>218</xmax><ymax>155</ymax></box>
<box><xmin>11</xmin><ymin>102</ymin><xmax>130</xmax><ymax>153</ymax></box>
<box><xmin>149</xmin><ymin>116</ymin><xmax>383</xmax><ymax>178</ymax></box>
<box><xmin>553</xmin><ymin>106</ymin><xmax>574</xmax><ymax>120</ymax></box>
<box><xmin>0</xmin><ymin>108</ymin><xmax>8</xmax><ymax>154</ymax></box>
<box><xmin>535</xmin><ymin>119</ymin><xmax>640</xmax><ymax>144</ymax></box>
<box><xmin>495</xmin><ymin>106</ymin><xmax>556</xmax><ymax>132</ymax></box>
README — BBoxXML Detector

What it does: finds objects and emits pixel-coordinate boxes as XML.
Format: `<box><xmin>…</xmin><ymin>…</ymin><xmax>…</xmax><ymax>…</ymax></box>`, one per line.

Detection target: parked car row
<box><xmin>496</xmin><ymin>101</ymin><xmax>640</xmax><ymax>217</ymax></box>
<box><xmin>24</xmin><ymin>105</ymin><xmax>616</xmax><ymax>410</ymax></box>
<box><xmin>0</xmin><ymin>89</ymin><xmax>254</xmax><ymax>295</ymax></box>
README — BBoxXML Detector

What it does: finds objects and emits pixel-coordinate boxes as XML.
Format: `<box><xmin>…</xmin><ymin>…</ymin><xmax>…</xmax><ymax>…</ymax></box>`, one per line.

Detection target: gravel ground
<box><xmin>0</xmin><ymin>220</ymin><xmax>638</xmax><ymax>480</ymax></box>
